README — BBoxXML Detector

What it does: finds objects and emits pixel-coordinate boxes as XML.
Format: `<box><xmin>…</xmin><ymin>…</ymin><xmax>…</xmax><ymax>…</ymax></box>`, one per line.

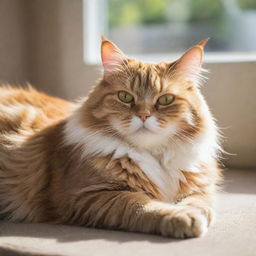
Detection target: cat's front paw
<box><xmin>160</xmin><ymin>207</ymin><xmax>208</xmax><ymax>238</ymax></box>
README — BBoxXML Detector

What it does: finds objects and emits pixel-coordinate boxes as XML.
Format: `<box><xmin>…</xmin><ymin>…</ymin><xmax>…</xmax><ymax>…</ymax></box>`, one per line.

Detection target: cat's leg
<box><xmin>70</xmin><ymin>190</ymin><xmax>210</xmax><ymax>238</ymax></box>
<box><xmin>178</xmin><ymin>193</ymin><xmax>215</xmax><ymax>226</ymax></box>
<box><xmin>159</xmin><ymin>192</ymin><xmax>214</xmax><ymax>238</ymax></box>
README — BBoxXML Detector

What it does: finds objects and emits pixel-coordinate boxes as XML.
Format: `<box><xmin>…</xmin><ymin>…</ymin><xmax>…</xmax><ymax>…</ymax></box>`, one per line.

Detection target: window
<box><xmin>83</xmin><ymin>0</ymin><xmax>256</xmax><ymax>64</ymax></box>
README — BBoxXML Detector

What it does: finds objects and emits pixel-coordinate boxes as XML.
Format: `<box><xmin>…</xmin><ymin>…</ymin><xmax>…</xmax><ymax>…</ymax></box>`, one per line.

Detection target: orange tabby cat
<box><xmin>0</xmin><ymin>37</ymin><xmax>222</xmax><ymax>238</ymax></box>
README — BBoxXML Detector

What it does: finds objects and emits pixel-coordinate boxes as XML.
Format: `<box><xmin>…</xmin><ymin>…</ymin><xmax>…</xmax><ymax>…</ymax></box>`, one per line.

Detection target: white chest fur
<box><xmin>64</xmin><ymin>114</ymin><xmax>218</xmax><ymax>202</ymax></box>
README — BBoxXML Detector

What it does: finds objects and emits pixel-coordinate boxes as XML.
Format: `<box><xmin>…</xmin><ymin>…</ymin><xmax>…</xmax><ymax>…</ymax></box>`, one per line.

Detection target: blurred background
<box><xmin>86</xmin><ymin>0</ymin><xmax>256</xmax><ymax>62</ymax></box>
<box><xmin>0</xmin><ymin>0</ymin><xmax>255</xmax><ymax>168</ymax></box>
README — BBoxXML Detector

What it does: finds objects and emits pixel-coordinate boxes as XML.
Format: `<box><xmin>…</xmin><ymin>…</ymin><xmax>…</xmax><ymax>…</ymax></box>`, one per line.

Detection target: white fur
<box><xmin>0</xmin><ymin>104</ymin><xmax>24</xmax><ymax>118</ymax></box>
<box><xmin>129</xmin><ymin>116</ymin><xmax>163</xmax><ymax>134</ymax></box>
<box><xmin>25</xmin><ymin>106</ymin><xmax>38</xmax><ymax>124</ymax></box>
<box><xmin>0</xmin><ymin>104</ymin><xmax>41</xmax><ymax>131</ymax></box>
<box><xmin>64</xmin><ymin>100</ymin><xmax>219</xmax><ymax>202</ymax></box>
<box><xmin>112</xmin><ymin>115</ymin><xmax>178</xmax><ymax>149</ymax></box>
<box><xmin>64</xmin><ymin>113</ymin><xmax>178</xmax><ymax>200</ymax></box>
<box><xmin>128</xmin><ymin>126</ymin><xmax>176</xmax><ymax>149</ymax></box>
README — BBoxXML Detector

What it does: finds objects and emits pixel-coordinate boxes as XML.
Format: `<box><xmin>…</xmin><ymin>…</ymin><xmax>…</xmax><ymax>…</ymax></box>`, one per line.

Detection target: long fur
<box><xmin>0</xmin><ymin>43</ymin><xmax>222</xmax><ymax>238</ymax></box>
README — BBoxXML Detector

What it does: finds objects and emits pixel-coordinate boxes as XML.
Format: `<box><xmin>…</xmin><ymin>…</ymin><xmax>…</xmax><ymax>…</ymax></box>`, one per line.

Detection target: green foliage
<box><xmin>188</xmin><ymin>0</ymin><xmax>223</xmax><ymax>21</ymax></box>
<box><xmin>108</xmin><ymin>0</ymin><xmax>169</xmax><ymax>27</ymax></box>
<box><xmin>108</xmin><ymin>0</ymin><xmax>256</xmax><ymax>28</ymax></box>
<box><xmin>237</xmin><ymin>0</ymin><xmax>256</xmax><ymax>10</ymax></box>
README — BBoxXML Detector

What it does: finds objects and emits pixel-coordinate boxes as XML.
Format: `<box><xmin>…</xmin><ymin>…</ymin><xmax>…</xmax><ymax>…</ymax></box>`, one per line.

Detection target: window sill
<box><xmin>84</xmin><ymin>52</ymin><xmax>256</xmax><ymax>66</ymax></box>
<box><xmin>135</xmin><ymin>52</ymin><xmax>256</xmax><ymax>64</ymax></box>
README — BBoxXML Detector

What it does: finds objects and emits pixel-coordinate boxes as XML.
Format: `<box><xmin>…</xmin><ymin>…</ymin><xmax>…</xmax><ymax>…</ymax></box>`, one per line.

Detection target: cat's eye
<box><xmin>118</xmin><ymin>91</ymin><xmax>134</xmax><ymax>103</ymax></box>
<box><xmin>157</xmin><ymin>94</ymin><xmax>175</xmax><ymax>106</ymax></box>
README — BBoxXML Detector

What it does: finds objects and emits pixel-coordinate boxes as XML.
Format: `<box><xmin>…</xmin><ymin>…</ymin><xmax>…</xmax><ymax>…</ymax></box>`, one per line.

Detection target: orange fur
<box><xmin>0</xmin><ymin>39</ymin><xmax>222</xmax><ymax>238</ymax></box>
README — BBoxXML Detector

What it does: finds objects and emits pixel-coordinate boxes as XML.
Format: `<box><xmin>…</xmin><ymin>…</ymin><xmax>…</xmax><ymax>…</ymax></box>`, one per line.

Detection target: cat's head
<box><xmin>82</xmin><ymin>37</ymin><xmax>211</xmax><ymax>149</ymax></box>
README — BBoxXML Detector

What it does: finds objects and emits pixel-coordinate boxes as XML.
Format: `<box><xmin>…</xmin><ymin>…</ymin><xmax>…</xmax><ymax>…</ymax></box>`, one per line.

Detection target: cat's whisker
<box><xmin>0</xmin><ymin>38</ymin><xmax>222</xmax><ymax>239</ymax></box>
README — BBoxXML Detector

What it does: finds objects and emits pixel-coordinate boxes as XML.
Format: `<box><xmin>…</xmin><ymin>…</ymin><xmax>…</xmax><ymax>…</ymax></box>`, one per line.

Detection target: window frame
<box><xmin>82</xmin><ymin>0</ymin><xmax>256</xmax><ymax>65</ymax></box>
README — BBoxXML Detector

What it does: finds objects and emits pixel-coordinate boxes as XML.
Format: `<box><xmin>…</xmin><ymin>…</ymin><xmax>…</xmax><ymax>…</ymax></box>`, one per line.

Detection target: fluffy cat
<box><xmin>0</xmin><ymin>37</ymin><xmax>222</xmax><ymax>238</ymax></box>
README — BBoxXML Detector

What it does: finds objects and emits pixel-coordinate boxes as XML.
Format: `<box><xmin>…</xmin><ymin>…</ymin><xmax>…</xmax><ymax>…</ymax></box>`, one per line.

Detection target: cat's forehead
<box><xmin>126</xmin><ymin>60</ymin><xmax>178</xmax><ymax>96</ymax></box>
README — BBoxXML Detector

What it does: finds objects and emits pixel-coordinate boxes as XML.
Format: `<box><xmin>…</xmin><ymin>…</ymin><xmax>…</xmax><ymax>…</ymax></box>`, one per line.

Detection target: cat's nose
<box><xmin>137</xmin><ymin>113</ymin><xmax>150</xmax><ymax>122</ymax></box>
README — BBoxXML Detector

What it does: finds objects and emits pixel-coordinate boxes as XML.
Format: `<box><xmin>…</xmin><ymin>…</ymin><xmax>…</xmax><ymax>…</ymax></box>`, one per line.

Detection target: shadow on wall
<box><xmin>0</xmin><ymin>0</ymin><xmax>99</xmax><ymax>99</ymax></box>
<box><xmin>0</xmin><ymin>0</ymin><xmax>28</xmax><ymax>84</ymax></box>
<box><xmin>26</xmin><ymin>0</ymin><xmax>100</xmax><ymax>99</ymax></box>
<box><xmin>26</xmin><ymin>0</ymin><xmax>63</xmax><ymax>97</ymax></box>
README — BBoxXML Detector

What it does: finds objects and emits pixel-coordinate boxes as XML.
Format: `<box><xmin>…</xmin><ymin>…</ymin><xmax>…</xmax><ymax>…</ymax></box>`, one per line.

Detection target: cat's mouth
<box><xmin>135</xmin><ymin>126</ymin><xmax>155</xmax><ymax>133</ymax></box>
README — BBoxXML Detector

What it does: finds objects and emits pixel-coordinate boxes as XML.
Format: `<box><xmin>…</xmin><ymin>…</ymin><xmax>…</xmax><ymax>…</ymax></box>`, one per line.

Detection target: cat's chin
<box><xmin>121</xmin><ymin>123</ymin><xmax>179</xmax><ymax>149</ymax></box>
<box><xmin>126</xmin><ymin>129</ymin><xmax>169</xmax><ymax>149</ymax></box>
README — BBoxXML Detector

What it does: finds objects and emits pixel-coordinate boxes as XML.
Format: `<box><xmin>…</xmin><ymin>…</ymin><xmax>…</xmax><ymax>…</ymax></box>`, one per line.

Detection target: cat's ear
<box><xmin>101</xmin><ymin>36</ymin><xmax>126</xmax><ymax>72</ymax></box>
<box><xmin>174</xmin><ymin>38</ymin><xmax>209</xmax><ymax>82</ymax></box>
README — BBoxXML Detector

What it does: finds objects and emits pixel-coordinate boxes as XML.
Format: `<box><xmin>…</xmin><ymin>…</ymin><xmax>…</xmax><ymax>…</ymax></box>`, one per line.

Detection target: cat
<box><xmin>0</xmin><ymin>37</ymin><xmax>222</xmax><ymax>238</ymax></box>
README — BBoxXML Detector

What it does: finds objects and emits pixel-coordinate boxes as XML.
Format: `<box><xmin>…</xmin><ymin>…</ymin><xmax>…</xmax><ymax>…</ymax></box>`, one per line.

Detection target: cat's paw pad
<box><xmin>160</xmin><ymin>207</ymin><xmax>208</xmax><ymax>238</ymax></box>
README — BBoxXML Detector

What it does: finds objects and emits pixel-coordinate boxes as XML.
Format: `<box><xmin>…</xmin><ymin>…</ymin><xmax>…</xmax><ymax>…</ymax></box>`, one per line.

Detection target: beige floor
<box><xmin>0</xmin><ymin>169</ymin><xmax>256</xmax><ymax>256</ymax></box>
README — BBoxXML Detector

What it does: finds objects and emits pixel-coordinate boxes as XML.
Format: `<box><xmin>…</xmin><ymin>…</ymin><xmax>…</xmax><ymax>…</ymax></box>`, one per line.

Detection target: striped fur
<box><xmin>0</xmin><ymin>39</ymin><xmax>222</xmax><ymax>238</ymax></box>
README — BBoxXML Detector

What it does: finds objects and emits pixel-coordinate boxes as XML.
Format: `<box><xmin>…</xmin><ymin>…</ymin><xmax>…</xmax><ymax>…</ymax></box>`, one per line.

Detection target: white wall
<box><xmin>0</xmin><ymin>0</ymin><xmax>255</xmax><ymax>168</ymax></box>
<box><xmin>203</xmin><ymin>62</ymin><xmax>256</xmax><ymax>168</ymax></box>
